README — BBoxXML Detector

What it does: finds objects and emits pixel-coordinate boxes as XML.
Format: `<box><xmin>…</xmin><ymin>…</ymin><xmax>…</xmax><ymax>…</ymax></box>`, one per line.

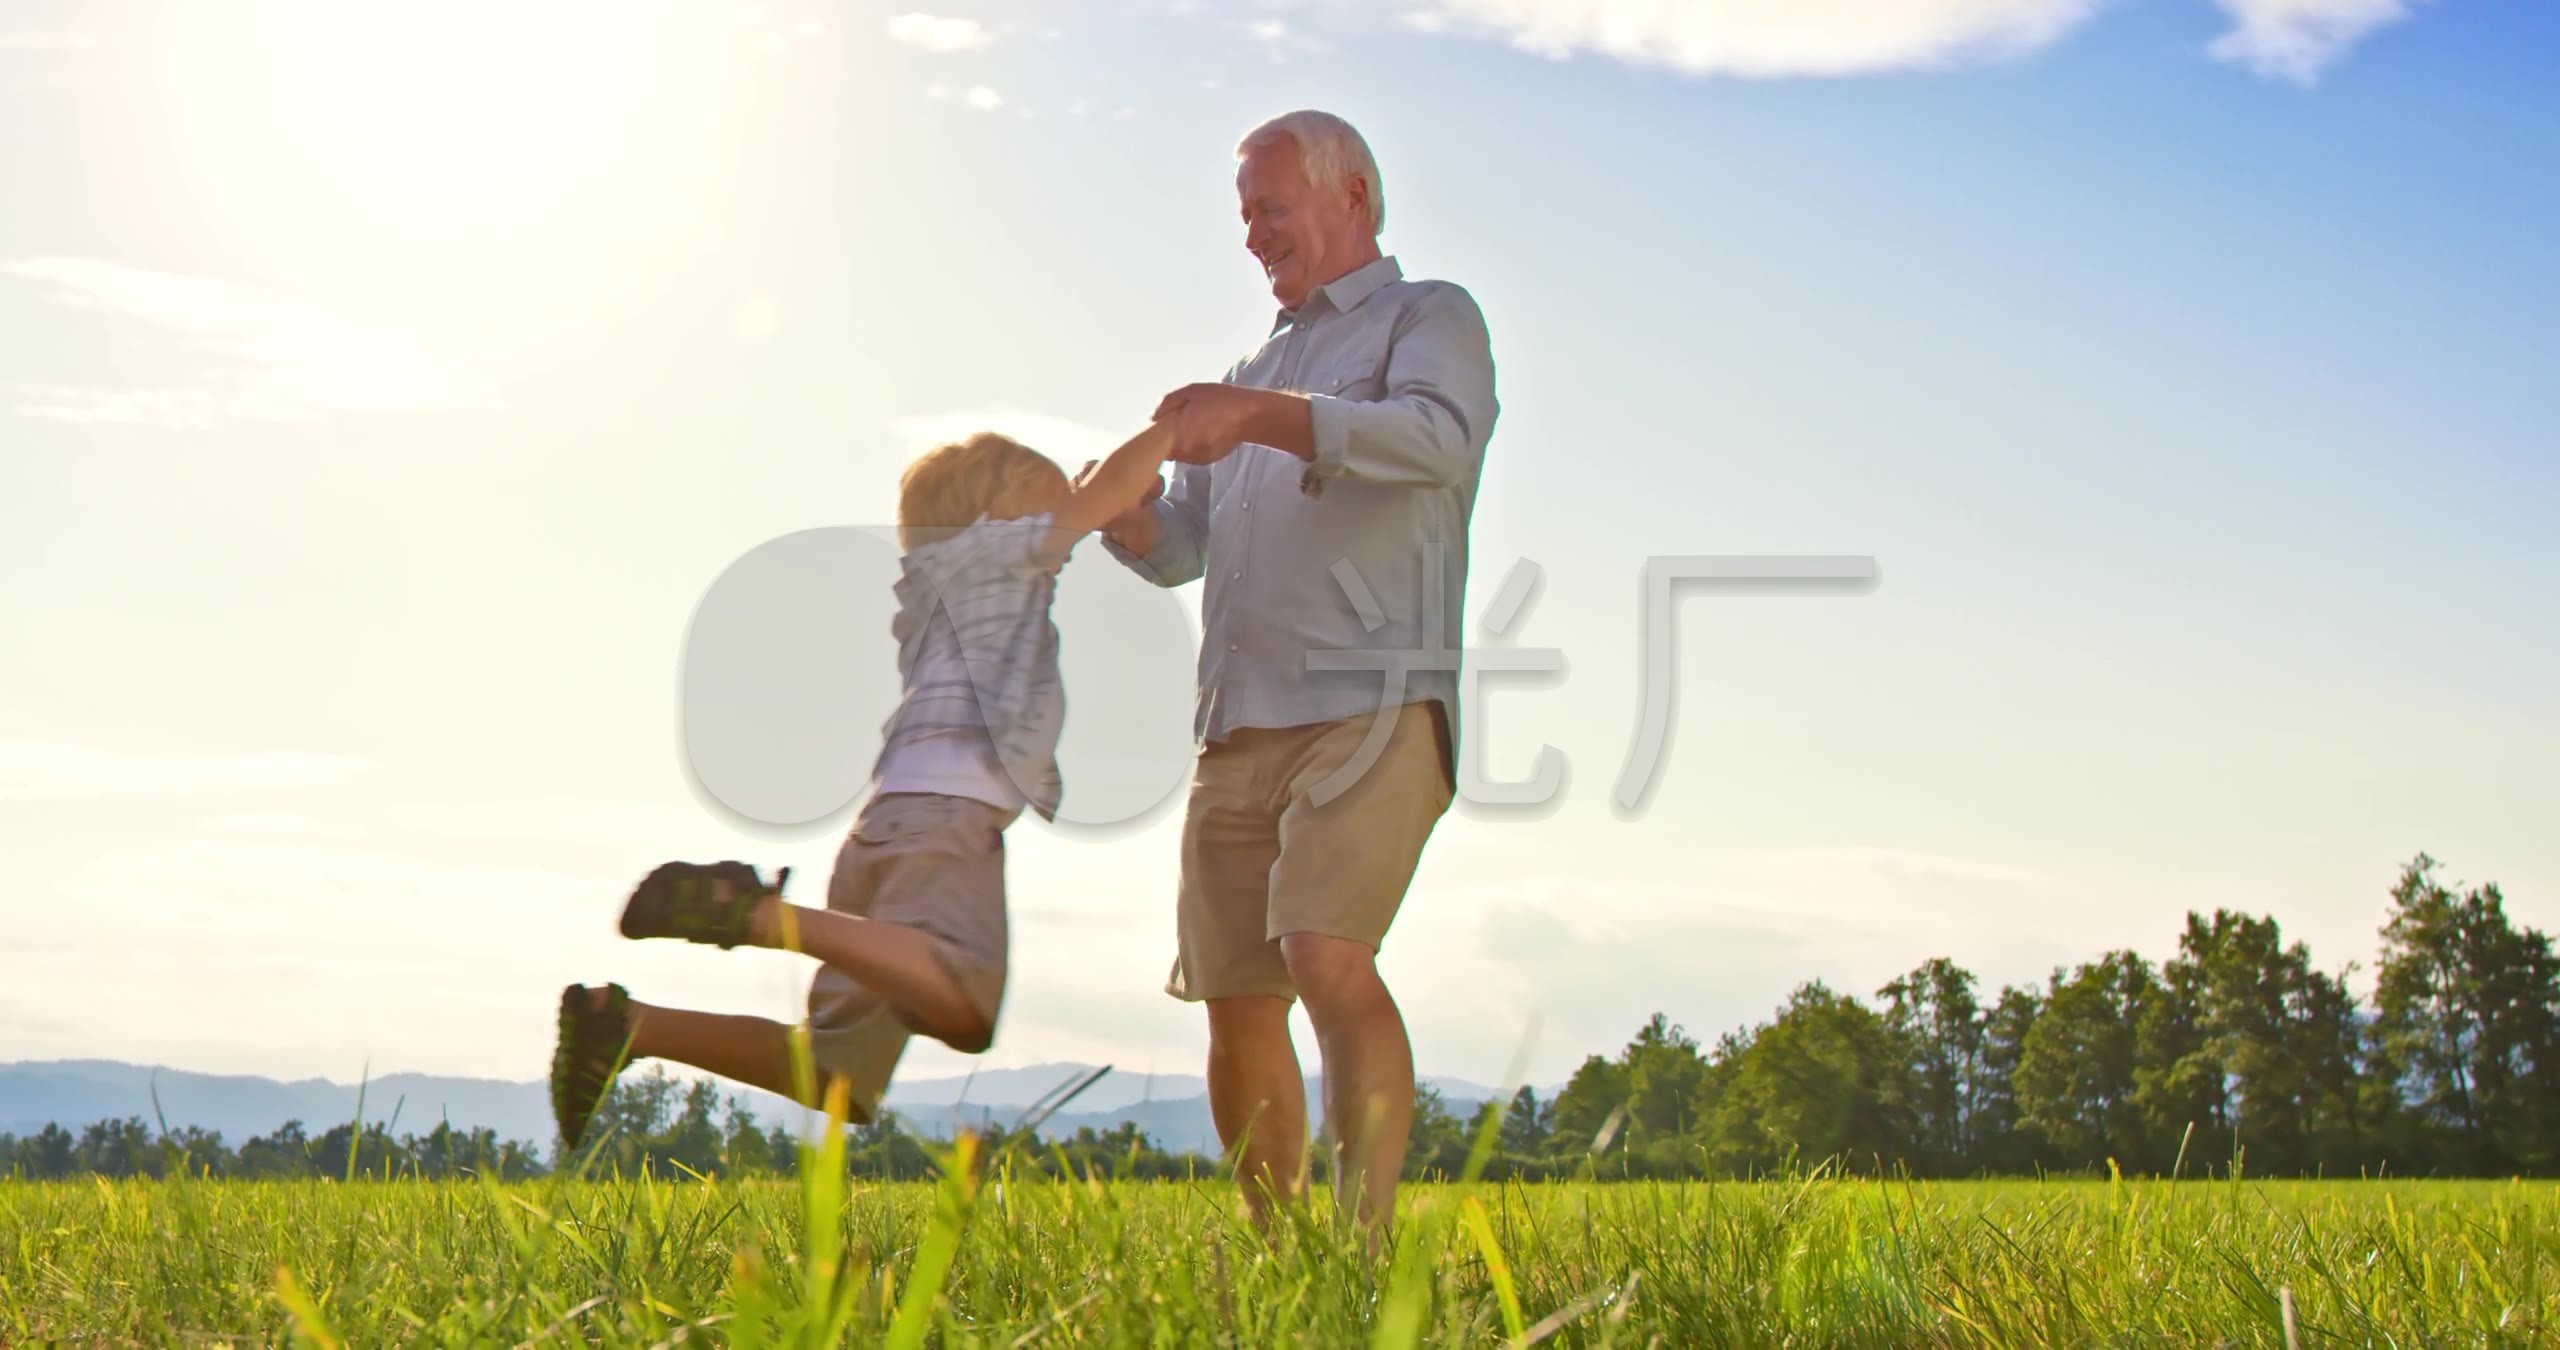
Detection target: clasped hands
<box><xmin>1075</xmin><ymin>382</ymin><xmax>1312</xmax><ymax>546</ymax></box>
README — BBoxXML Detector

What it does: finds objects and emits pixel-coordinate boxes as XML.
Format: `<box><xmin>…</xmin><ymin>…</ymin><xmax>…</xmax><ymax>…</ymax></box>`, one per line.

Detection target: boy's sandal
<box><xmin>616</xmin><ymin>861</ymin><xmax>789</xmax><ymax>950</ymax></box>
<box><xmin>551</xmin><ymin>982</ymin><xmax>633</xmax><ymax>1151</ymax></box>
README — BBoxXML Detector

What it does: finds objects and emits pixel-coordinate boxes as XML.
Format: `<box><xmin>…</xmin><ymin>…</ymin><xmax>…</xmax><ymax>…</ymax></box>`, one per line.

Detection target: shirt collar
<box><xmin>1271</xmin><ymin>254</ymin><xmax>1401</xmax><ymax>334</ymax></box>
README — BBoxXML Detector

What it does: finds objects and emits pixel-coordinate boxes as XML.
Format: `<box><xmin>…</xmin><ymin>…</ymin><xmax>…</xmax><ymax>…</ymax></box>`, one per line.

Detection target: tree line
<box><xmin>10</xmin><ymin>855</ymin><xmax>2551</xmax><ymax>1183</ymax></box>
<box><xmin>1431</xmin><ymin>855</ymin><xmax>2557</xmax><ymax>1181</ymax></box>
<box><xmin>0</xmin><ymin>1067</ymin><xmax>1203</xmax><ymax>1184</ymax></box>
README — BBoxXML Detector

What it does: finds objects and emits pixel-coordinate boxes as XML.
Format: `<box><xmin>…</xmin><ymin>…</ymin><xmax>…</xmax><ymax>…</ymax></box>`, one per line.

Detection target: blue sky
<box><xmin>2</xmin><ymin>0</ymin><xmax>2554</xmax><ymax>1091</ymax></box>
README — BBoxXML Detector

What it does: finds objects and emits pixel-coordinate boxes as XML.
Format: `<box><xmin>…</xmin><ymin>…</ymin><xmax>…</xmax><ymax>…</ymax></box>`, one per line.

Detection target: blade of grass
<box><xmin>886</xmin><ymin>1131</ymin><xmax>982</xmax><ymax>1350</ymax></box>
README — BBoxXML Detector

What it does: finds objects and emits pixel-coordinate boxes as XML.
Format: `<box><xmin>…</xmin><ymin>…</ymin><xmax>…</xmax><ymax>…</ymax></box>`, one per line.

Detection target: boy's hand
<box><xmin>1075</xmin><ymin>458</ymin><xmax>1163</xmax><ymax>549</ymax></box>
<box><xmin>1155</xmin><ymin>383</ymin><xmax>1312</xmax><ymax>464</ymax></box>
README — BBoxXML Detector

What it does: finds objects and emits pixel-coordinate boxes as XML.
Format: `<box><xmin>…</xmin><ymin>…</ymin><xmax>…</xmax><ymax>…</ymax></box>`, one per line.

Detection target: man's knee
<box><xmin>1206</xmin><ymin>995</ymin><xmax>1292</xmax><ymax>1051</ymax></box>
<box><xmin>1278</xmin><ymin>932</ymin><xmax>1384</xmax><ymax>1014</ymax></box>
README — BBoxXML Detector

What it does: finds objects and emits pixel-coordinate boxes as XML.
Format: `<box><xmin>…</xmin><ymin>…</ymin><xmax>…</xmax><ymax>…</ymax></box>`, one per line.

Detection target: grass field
<box><xmin>7</xmin><ymin>1155</ymin><xmax>2557</xmax><ymax>1347</ymax></box>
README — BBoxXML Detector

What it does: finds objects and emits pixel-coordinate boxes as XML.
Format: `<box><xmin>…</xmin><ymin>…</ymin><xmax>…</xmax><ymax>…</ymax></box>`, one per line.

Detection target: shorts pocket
<box><xmin>854</xmin><ymin>794</ymin><xmax>959</xmax><ymax>846</ymax></box>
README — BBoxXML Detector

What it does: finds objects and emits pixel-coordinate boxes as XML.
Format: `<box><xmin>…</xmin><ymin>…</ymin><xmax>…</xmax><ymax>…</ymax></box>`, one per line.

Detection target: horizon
<box><xmin>5</xmin><ymin>0</ymin><xmax>2555</xmax><ymax>1096</ymax></box>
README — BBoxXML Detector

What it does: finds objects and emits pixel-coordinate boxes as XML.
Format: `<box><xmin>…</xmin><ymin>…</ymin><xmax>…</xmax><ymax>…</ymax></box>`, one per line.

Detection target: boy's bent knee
<box><xmin>945</xmin><ymin>1014</ymin><xmax>995</xmax><ymax>1055</ymax></box>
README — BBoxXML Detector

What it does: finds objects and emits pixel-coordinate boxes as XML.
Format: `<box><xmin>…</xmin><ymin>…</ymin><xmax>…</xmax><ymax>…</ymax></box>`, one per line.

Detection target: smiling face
<box><xmin>1236</xmin><ymin>134</ymin><xmax>1377</xmax><ymax>311</ymax></box>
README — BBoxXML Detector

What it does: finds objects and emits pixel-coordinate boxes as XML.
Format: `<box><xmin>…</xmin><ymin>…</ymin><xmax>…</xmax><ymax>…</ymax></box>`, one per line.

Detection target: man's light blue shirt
<box><xmin>1105</xmin><ymin>256</ymin><xmax>1499</xmax><ymax>769</ymax></box>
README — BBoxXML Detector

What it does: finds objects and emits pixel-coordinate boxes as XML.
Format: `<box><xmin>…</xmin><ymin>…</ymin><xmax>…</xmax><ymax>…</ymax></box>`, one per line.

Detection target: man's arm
<box><xmin>1302</xmin><ymin>282</ymin><xmax>1496</xmax><ymax>488</ymax></box>
<box><xmin>1158</xmin><ymin>284</ymin><xmax>1496</xmax><ymax>489</ymax></box>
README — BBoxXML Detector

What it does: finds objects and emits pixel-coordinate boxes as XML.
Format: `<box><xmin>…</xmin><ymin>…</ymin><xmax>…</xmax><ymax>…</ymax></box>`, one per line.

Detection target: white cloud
<box><xmin>924</xmin><ymin>81</ymin><xmax>1006</xmax><ymax>112</ymax></box>
<box><xmin>1397</xmin><ymin>0</ymin><xmax>2427</xmax><ymax>81</ymax></box>
<box><xmin>2</xmin><ymin>258</ymin><xmax>491</xmax><ymax>429</ymax></box>
<box><xmin>0</xmin><ymin>740</ymin><xmax>367</xmax><ymax>803</ymax></box>
<box><xmin>0</xmin><ymin>30</ymin><xmax>98</xmax><ymax>52</ymax></box>
<box><xmin>893</xmin><ymin>410</ymin><xmax>1122</xmax><ymax>465</ymax></box>
<box><xmin>1399</xmin><ymin>0</ymin><xmax>2109</xmax><ymax>77</ymax></box>
<box><xmin>887</xmin><ymin>13</ymin><xmax>992</xmax><ymax>52</ymax></box>
<box><xmin>199</xmin><ymin>812</ymin><xmax>340</xmax><ymax>838</ymax></box>
<box><xmin>2208</xmin><ymin>0</ymin><xmax>2414</xmax><ymax>84</ymax></box>
<box><xmin>1245</xmin><ymin>16</ymin><xmax>1327</xmax><ymax>61</ymax></box>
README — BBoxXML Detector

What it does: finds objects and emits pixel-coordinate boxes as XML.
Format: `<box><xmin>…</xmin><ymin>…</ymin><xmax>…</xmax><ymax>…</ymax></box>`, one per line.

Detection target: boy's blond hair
<box><xmin>897</xmin><ymin>432</ymin><xmax>1058</xmax><ymax>551</ymax></box>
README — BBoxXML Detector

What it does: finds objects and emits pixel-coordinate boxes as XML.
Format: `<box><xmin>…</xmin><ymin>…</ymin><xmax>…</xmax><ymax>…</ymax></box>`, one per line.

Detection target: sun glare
<box><xmin>277</xmin><ymin>0</ymin><xmax>624</xmax><ymax>186</ymax></box>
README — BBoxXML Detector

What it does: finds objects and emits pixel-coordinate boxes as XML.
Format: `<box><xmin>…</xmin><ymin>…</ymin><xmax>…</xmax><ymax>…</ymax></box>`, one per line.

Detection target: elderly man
<box><xmin>1094</xmin><ymin>109</ymin><xmax>1498</xmax><ymax>1231</ymax></box>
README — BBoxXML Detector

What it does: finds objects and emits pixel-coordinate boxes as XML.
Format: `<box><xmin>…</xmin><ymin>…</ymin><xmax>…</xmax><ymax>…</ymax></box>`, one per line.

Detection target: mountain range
<box><xmin>0</xmin><ymin>1060</ymin><xmax>1546</xmax><ymax>1156</ymax></box>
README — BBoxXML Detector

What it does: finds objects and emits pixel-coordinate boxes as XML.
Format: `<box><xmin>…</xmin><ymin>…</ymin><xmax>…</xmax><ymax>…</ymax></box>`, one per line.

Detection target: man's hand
<box><xmin>1075</xmin><ymin>457</ymin><xmax>1164</xmax><ymax>553</ymax></box>
<box><xmin>1154</xmin><ymin>383</ymin><xmax>1311</xmax><ymax>465</ymax></box>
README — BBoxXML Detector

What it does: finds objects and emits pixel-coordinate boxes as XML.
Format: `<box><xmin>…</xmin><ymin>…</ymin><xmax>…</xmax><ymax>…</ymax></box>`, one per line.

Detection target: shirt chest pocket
<box><xmin>1311</xmin><ymin>334</ymin><xmax>1391</xmax><ymax>400</ymax></box>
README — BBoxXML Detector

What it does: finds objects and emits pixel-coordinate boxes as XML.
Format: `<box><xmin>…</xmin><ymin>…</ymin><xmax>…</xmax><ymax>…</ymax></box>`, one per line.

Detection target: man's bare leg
<box><xmin>1205</xmin><ymin>996</ymin><xmax>1307</xmax><ymax>1224</ymax></box>
<box><xmin>1281</xmin><ymin>933</ymin><xmax>1412</xmax><ymax>1240</ymax></box>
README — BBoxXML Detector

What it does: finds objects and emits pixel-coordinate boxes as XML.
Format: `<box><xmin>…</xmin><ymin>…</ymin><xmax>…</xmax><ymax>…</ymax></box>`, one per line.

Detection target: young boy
<box><xmin>550</xmin><ymin>421</ymin><xmax>1175</xmax><ymax>1149</ymax></box>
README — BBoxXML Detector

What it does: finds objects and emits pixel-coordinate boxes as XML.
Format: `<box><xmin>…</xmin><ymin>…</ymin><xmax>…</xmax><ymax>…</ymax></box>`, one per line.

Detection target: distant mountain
<box><xmin>0</xmin><ymin>1060</ymin><xmax>1552</xmax><ymax>1154</ymax></box>
<box><xmin>0</xmin><ymin>1060</ymin><xmax>557</xmax><ymax>1146</ymax></box>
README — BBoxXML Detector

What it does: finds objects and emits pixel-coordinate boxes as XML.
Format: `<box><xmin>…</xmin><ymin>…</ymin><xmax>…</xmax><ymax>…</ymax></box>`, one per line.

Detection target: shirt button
<box><xmin>1227</xmin><ymin>643</ymin><xmax>1240</xmax><ymax>652</ymax></box>
<box><xmin>1230</xmin><ymin>571</ymin><xmax>1242</xmax><ymax>579</ymax></box>
<box><xmin>1241</xmin><ymin>500</ymin><xmax>1251</xmax><ymax>511</ymax></box>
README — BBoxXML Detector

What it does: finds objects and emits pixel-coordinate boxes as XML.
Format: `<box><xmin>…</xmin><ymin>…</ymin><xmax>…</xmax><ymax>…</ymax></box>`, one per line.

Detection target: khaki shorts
<box><xmin>805</xmin><ymin>791</ymin><xmax>1014</xmax><ymax>1121</ymax></box>
<box><xmin>1166</xmin><ymin>700</ymin><xmax>1454</xmax><ymax>1003</ymax></box>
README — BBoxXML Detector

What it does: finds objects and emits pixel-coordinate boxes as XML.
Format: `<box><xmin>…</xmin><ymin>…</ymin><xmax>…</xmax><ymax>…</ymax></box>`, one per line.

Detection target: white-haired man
<box><xmin>1092</xmin><ymin>109</ymin><xmax>1498</xmax><ymax>1233</ymax></box>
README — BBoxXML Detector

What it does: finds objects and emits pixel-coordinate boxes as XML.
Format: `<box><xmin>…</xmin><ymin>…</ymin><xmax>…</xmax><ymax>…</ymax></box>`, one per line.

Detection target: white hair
<box><xmin>1236</xmin><ymin>109</ymin><xmax>1385</xmax><ymax>238</ymax></box>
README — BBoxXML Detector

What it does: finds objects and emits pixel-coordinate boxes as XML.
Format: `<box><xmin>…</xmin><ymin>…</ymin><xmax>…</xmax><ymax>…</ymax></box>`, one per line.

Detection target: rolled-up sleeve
<box><xmin>1307</xmin><ymin>282</ymin><xmax>1497</xmax><ymax>489</ymax></box>
<box><xmin>1102</xmin><ymin>460</ymin><xmax>1211</xmax><ymax>588</ymax></box>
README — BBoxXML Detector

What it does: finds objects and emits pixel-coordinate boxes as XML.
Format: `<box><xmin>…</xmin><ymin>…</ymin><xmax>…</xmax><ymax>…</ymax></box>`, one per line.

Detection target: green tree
<box><xmin>2013</xmin><ymin>952</ymin><xmax>2156</xmax><ymax>1170</ymax></box>
<box><xmin>2149</xmin><ymin>910</ymin><xmax>2365</xmax><ymax>1176</ymax></box>
<box><xmin>237</xmin><ymin>1121</ymin><xmax>316</xmax><ymax>1178</ymax></box>
<box><xmin>1972</xmin><ymin>984</ymin><xmax>2041</xmax><ymax>1174</ymax></box>
<box><xmin>1545</xmin><ymin>1053</ymin><xmax>1631</xmax><ymax>1161</ymax></box>
<box><xmin>1622</xmin><ymin>1013</ymin><xmax>1710</xmax><ymax>1156</ymax></box>
<box><xmin>1499</xmin><ymin>1086</ymin><xmax>1547</xmax><ymax>1157</ymax></box>
<box><xmin>1878</xmin><ymin>958</ymin><xmax>1987</xmax><ymax>1174</ymax></box>
<box><xmin>1402</xmin><ymin>1084</ymin><xmax>1468</xmax><ymax>1178</ymax></box>
<box><xmin>2370</xmin><ymin>854</ymin><xmax>2560</xmax><ymax>1173</ymax></box>
<box><xmin>11</xmin><ymin>1125</ymin><xmax>76</xmax><ymax>1179</ymax></box>
<box><xmin>1703</xmin><ymin>983</ymin><xmax>1912</xmax><ymax>1176</ymax></box>
<box><xmin>76</xmin><ymin>1117</ymin><xmax>162</xmax><ymax>1179</ymax></box>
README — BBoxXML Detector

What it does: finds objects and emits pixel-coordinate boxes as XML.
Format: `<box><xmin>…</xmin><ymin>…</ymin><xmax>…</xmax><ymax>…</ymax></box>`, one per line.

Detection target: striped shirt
<box><xmin>870</xmin><ymin>513</ymin><xmax>1069</xmax><ymax>822</ymax></box>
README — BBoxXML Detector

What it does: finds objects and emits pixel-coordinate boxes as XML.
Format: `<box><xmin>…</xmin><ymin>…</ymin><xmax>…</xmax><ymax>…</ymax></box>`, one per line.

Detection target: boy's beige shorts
<box><xmin>1167</xmin><ymin>700</ymin><xmax>1455</xmax><ymax>1003</ymax></box>
<box><xmin>805</xmin><ymin>791</ymin><xmax>1013</xmax><ymax>1120</ymax></box>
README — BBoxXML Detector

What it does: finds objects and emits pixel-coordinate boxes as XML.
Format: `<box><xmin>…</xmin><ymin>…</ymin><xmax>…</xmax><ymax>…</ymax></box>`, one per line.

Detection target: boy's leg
<box><xmin>621</xmin><ymin>996</ymin><xmax>805</xmax><ymax>1102</ymax></box>
<box><xmin>754</xmin><ymin>903</ymin><xmax>989</xmax><ymax>1052</ymax></box>
<box><xmin>560</xmin><ymin>984</ymin><xmax>826</xmax><ymax>1106</ymax></box>
<box><xmin>800</xmin><ymin>793</ymin><xmax>1012</xmax><ymax>1055</ymax></box>
<box><xmin>620</xmin><ymin>796</ymin><xmax>1007</xmax><ymax>1054</ymax></box>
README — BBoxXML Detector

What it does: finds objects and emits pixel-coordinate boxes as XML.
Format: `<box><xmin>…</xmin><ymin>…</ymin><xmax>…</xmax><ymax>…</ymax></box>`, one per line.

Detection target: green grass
<box><xmin>5</xmin><ymin>1154</ymin><xmax>2556</xmax><ymax>1347</ymax></box>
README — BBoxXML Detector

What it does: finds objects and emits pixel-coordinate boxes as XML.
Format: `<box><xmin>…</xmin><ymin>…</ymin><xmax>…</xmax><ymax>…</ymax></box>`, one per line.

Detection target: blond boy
<box><xmin>550</xmin><ymin>423</ymin><xmax>1174</xmax><ymax>1144</ymax></box>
